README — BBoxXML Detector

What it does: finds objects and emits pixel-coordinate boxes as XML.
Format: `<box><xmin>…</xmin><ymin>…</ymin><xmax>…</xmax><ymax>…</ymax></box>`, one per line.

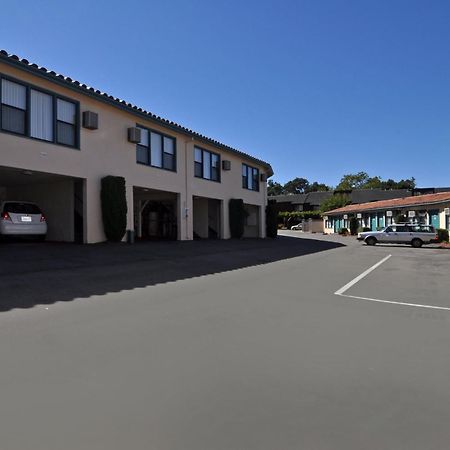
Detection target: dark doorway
<box><xmin>141</xmin><ymin>201</ymin><xmax>177</xmax><ymax>240</ymax></box>
<box><xmin>74</xmin><ymin>180</ymin><xmax>84</xmax><ymax>243</ymax></box>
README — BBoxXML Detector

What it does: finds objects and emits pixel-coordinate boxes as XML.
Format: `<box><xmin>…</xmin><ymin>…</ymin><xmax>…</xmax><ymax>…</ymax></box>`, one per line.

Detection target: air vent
<box><xmin>128</xmin><ymin>127</ymin><xmax>141</xmax><ymax>143</ymax></box>
<box><xmin>82</xmin><ymin>111</ymin><xmax>98</xmax><ymax>130</ymax></box>
<box><xmin>222</xmin><ymin>160</ymin><xmax>231</xmax><ymax>171</ymax></box>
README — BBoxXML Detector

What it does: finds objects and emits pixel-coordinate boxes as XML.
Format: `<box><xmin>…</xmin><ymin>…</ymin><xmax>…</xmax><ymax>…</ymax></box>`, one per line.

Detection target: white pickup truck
<box><xmin>357</xmin><ymin>223</ymin><xmax>438</xmax><ymax>248</ymax></box>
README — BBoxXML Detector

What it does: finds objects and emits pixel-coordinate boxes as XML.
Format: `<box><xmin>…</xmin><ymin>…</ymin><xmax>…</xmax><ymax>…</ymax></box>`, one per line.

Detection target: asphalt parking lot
<box><xmin>0</xmin><ymin>233</ymin><xmax>449</xmax><ymax>450</ymax></box>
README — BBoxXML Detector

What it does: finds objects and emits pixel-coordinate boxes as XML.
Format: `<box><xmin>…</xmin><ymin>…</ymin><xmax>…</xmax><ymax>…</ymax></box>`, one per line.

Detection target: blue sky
<box><xmin>2</xmin><ymin>0</ymin><xmax>449</xmax><ymax>187</ymax></box>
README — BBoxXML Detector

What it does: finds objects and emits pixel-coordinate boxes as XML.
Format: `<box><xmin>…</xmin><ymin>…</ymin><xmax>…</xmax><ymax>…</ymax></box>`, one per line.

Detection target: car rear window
<box><xmin>2</xmin><ymin>202</ymin><xmax>42</xmax><ymax>214</ymax></box>
<box><xmin>411</xmin><ymin>225</ymin><xmax>435</xmax><ymax>233</ymax></box>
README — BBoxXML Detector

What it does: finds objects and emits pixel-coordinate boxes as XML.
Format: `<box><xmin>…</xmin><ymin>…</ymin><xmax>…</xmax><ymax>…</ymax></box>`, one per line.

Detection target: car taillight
<box><xmin>40</xmin><ymin>214</ymin><xmax>46</xmax><ymax>222</ymax></box>
<box><xmin>1</xmin><ymin>212</ymin><xmax>11</xmax><ymax>221</ymax></box>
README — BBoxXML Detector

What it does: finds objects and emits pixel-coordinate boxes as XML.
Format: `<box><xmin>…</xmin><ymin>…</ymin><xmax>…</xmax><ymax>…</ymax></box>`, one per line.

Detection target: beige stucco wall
<box><xmin>0</xmin><ymin>62</ymin><xmax>269</xmax><ymax>243</ymax></box>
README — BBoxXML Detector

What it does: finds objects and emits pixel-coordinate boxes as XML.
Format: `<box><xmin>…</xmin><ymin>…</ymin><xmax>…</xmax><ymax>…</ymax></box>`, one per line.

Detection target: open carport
<box><xmin>134</xmin><ymin>186</ymin><xmax>178</xmax><ymax>240</ymax></box>
<box><xmin>0</xmin><ymin>166</ymin><xmax>84</xmax><ymax>242</ymax></box>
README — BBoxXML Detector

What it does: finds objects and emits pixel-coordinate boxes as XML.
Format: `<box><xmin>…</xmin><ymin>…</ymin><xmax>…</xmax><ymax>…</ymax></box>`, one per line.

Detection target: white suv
<box><xmin>0</xmin><ymin>201</ymin><xmax>47</xmax><ymax>240</ymax></box>
<box><xmin>357</xmin><ymin>223</ymin><xmax>438</xmax><ymax>248</ymax></box>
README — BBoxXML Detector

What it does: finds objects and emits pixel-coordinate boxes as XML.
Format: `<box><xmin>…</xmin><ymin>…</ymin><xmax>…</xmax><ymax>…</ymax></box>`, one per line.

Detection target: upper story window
<box><xmin>242</xmin><ymin>163</ymin><xmax>259</xmax><ymax>191</ymax></box>
<box><xmin>194</xmin><ymin>147</ymin><xmax>220</xmax><ymax>182</ymax></box>
<box><xmin>136</xmin><ymin>126</ymin><xmax>176</xmax><ymax>172</ymax></box>
<box><xmin>0</xmin><ymin>75</ymin><xmax>79</xmax><ymax>148</ymax></box>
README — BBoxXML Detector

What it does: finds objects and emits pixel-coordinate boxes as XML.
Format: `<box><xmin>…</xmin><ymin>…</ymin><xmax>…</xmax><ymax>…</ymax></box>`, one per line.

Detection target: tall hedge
<box><xmin>266</xmin><ymin>202</ymin><xmax>278</xmax><ymax>238</ymax></box>
<box><xmin>101</xmin><ymin>176</ymin><xmax>127</xmax><ymax>242</ymax></box>
<box><xmin>437</xmin><ymin>228</ymin><xmax>449</xmax><ymax>243</ymax></box>
<box><xmin>229</xmin><ymin>199</ymin><xmax>247</xmax><ymax>238</ymax></box>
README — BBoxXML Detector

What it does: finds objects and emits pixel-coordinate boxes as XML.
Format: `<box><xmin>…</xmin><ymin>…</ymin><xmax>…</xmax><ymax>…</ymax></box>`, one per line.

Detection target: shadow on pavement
<box><xmin>0</xmin><ymin>236</ymin><xmax>344</xmax><ymax>311</ymax></box>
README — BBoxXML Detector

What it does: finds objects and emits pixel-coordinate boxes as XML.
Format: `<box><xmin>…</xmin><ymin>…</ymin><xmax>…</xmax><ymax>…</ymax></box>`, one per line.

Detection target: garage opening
<box><xmin>134</xmin><ymin>187</ymin><xmax>178</xmax><ymax>240</ymax></box>
<box><xmin>243</xmin><ymin>204</ymin><xmax>260</xmax><ymax>238</ymax></box>
<box><xmin>0</xmin><ymin>166</ymin><xmax>84</xmax><ymax>242</ymax></box>
<box><xmin>193</xmin><ymin>196</ymin><xmax>221</xmax><ymax>239</ymax></box>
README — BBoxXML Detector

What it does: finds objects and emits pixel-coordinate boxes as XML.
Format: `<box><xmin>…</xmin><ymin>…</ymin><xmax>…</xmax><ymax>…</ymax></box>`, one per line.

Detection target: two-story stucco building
<box><xmin>0</xmin><ymin>51</ymin><xmax>273</xmax><ymax>243</ymax></box>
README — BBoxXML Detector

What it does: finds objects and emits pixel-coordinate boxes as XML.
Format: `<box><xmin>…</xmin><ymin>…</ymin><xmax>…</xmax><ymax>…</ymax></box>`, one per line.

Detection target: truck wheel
<box><xmin>411</xmin><ymin>238</ymin><xmax>423</xmax><ymax>248</ymax></box>
<box><xmin>366</xmin><ymin>237</ymin><xmax>377</xmax><ymax>246</ymax></box>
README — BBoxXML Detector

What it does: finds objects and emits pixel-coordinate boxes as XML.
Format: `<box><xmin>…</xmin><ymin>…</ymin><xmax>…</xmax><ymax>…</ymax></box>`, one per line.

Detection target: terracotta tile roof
<box><xmin>325</xmin><ymin>191</ymin><xmax>450</xmax><ymax>215</ymax></box>
<box><xmin>0</xmin><ymin>50</ymin><xmax>273</xmax><ymax>176</ymax></box>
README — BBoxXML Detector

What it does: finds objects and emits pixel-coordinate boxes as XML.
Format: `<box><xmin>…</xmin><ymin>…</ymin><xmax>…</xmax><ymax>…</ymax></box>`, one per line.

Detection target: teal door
<box><xmin>334</xmin><ymin>218</ymin><xmax>339</xmax><ymax>233</ymax></box>
<box><xmin>378</xmin><ymin>214</ymin><xmax>385</xmax><ymax>229</ymax></box>
<box><xmin>371</xmin><ymin>215</ymin><xmax>377</xmax><ymax>231</ymax></box>
<box><xmin>429</xmin><ymin>210</ymin><xmax>440</xmax><ymax>228</ymax></box>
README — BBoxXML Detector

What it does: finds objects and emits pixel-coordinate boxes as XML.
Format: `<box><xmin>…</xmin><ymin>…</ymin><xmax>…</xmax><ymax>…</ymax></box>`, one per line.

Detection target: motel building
<box><xmin>323</xmin><ymin>192</ymin><xmax>450</xmax><ymax>234</ymax></box>
<box><xmin>0</xmin><ymin>51</ymin><xmax>273</xmax><ymax>243</ymax></box>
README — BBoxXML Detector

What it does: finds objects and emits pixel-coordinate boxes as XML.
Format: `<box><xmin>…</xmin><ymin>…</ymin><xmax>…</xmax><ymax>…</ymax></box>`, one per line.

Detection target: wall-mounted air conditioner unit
<box><xmin>222</xmin><ymin>160</ymin><xmax>231</xmax><ymax>171</ymax></box>
<box><xmin>82</xmin><ymin>111</ymin><xmax>98</xmax><ymax>130</ymax></box>
<box><xmin>128</xmin><ymin>127</ymin><xmax>141</xmax><ymax>144</ymax></box>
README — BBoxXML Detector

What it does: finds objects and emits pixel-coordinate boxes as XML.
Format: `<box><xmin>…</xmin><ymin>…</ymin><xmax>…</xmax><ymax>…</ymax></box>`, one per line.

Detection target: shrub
<box><xmin>338</xmin><ymin>227</ymin><xmax>349</xmax><ymax>235</ymax></box>
<box><xmin>266</xmin><ymin>202</ymin><xmax>278</xmax><ymax>238</ymax></box>
<box><xmin>395</xmin><ymin>214</ymin><xmax>407</xmax><ymax>223</ymax></box>
<box><xmin>357</xmin><ymin>227</ymin><xmax>371</xmax><ymax>233</ymax></box>
<box><xmin>437</xmin><ymin>228</ymin><xmax>449</xmax><ymax>243</ymax></box>
<box><xmin>101</xmin><ymin>176</ymin><xmax>127</xmax><ymax>242</ymax></box>
<box><xmin>278</xmin><ymin>210</ymin><xmax>322</xmax><ymax>227</ymax></box>
<box><xmin>229</xmin><ymin>199</ymin><xmax>247</xmax><ymax>238</ymax></box>
<box><xmin>349</xmin><ymin>217</ymin><xmax>358</xmax><ymax>235</ymax></box>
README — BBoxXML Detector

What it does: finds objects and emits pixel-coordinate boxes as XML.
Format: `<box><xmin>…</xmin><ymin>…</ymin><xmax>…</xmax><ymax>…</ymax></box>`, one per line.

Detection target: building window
<box><xmin>0</xmin><ymin>75</ymin><xmax>79</xmax><ymax>148</ymax></box>
<box><xmin>30</xmin><ymin>89</ymin><xmax>53</xmax><ymax>141</ymax></box>
<box><xmin>56</xmin><ymin>99</ymin><xmax>77</xmax><ymax>146</ymax></box>
<box><xmin>194</xmin><ymin>146</ymin><xmax>220</xmax><ymax>182</ymax></box>
<box><xmin>1</xmin><ymin>79</ymin><xmax>27</xmax><ymax>135</ymax></box>
<box><xmin>136</xmin><ymin>126</ymin><xmax>176</xmax><ymax>171</ymax></box>
<box><xmin>242</xmin><ymin>163</ymin><xmax>259</xmax><ymax>191</ymax></box>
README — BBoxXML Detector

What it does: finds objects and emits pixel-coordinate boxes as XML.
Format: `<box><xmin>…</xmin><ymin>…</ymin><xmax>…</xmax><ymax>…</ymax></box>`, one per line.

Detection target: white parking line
<box><xmin>334</xmin><ymin>255</ymin><xmax>392</xmax><ymax>296</ymax></box>
<box><xmin>339</xmin><ymin>293</ymin><xmax>450</xmax><ymax>311</ymax></box>
<box><xmin>334</xmin><ymin>254</ymin><xmax>450</xmax><ymax>312</ymax></box>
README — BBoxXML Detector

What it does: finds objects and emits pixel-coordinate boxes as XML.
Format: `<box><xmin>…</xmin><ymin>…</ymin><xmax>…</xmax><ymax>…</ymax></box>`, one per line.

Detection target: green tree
<box><xmin>305</xmin><ymin>181</ymin><xmax>331</xmax><ymax>193</ymax></box>
<box><xmin>364</xmin><ymin>176</ymin><xmax>383</xmax><ymax>189</ymax></box>
<box><xmin>101</xmin><ymin>176</ymin><xmax>128</xmax><ymax>242</ymax></box>
<box><xmin>320</xmin><ymin>194</ymin><xmax>350</xmax><ymax>213</ymax></box>
<box><xmin>267</xmin><ymin>180</ymin><xmax>284</xmax><ymax>196</ymax></box>
<box><xmin>336</xmin><ymin>172</ymin><xmax>369</xmax><ymax>190</ymax></box>
<box><xmin>283</xmin><ymin>177</ymin><xmax>310</xmax><ymax>194</ymax></box>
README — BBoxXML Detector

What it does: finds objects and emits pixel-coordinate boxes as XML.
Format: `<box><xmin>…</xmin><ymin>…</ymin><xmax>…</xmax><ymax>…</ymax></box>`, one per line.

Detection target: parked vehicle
<box><xmin>0</xmin><ymin>201</ymin><xmax>47</xmax><ymax>240</ymax></box>
<box><xmin>290</xmin><ymin>223</ymin><xmax>303</xmax><ymax>231</ymax></box>
<box><xmin>357</xmin><ymin>223</ymin><xmax>438</xmax><ymax>248</ymax></box>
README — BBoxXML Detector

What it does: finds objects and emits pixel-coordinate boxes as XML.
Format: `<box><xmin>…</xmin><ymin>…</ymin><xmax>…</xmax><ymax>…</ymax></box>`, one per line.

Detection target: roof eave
<box><xmin>0</xmin><ymin>52</ymin><xmax>273</xmax><ymax>176</ymax></box>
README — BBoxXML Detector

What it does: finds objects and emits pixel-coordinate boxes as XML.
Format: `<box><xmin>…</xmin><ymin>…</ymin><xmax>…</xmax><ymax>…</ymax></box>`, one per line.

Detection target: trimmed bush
<box><xmin>229</xmin><ymin>199</ymin><xmax>247</xmax><ymax>238</ymax></box>
<box><xmin>101</xmin><ymin>176</ymin><xmax>127</xmax><ymax>242</ymax></box>
<box><xmin>266</xmin><ymin>202</ymin><xmax>278</xmax><ymax>238</ymax></box>
<box><xmin>357</xmin><ymin>227</ymin><xmax>371</xmax><ymax>233</ymax></box>
<box><xmin>349</xmin><ymin>217</ymin><xmax>358</xmax><ymax>235</ymax></box>
<box><xmin>437</xmin><ymin>228</ymin><xmax>449</xmax><ymax>243</ymax></box>
<box><xmin>338</xmin><ymin>227</ymin><xmax>349</xmax><ymax>235</ymax></box>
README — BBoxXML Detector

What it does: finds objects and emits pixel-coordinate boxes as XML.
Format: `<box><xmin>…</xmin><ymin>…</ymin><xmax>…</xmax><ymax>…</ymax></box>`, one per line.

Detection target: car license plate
<box><xmin>21</xmin><ymin>216</ymin><xmax>32</xmax><ymax>222</ymax></box>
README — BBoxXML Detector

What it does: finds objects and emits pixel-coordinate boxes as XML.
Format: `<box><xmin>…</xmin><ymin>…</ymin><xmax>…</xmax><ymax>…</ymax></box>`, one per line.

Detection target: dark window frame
<box><xmin>193</xmin><ymin>146</ymin><xmax>221</xmax><ymax>182</ymax></box>
<box><xmin>242</xmin><ymin>163</ymin><xmax>260</xmax><ymax>191</ymax></box>
<box><xmin>0</xmin><ymin>73</ymin><xmax>80</xmax><ymax>149</ymax></box>
<box><xmin>135</xmin><ymin>124</ymin><xmax>177</xmax><ymax>172</ymax></box>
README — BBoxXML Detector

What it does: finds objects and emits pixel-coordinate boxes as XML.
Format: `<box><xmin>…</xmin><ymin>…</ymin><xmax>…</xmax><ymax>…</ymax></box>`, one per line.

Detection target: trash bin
<box><xmin>126</xmin><ymin>229</ymin><xmax>135</xmax><ymax>244</ymax></box>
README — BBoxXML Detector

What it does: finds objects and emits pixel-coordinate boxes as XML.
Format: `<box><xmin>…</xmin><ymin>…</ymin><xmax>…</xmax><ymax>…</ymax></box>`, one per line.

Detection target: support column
<box><xmin>84</xmin><ymin>177</ymin><xmax>104</xmax><ymax>244</ymax></box>
<box><xmin>259</xmin><ymin>204</ymin><xmax>266</xmax><ymax>238</ymax></box>
<box><xmin>125</xmin><ymin>182</ymin><xmax>134</xmax><ymax>241</ymax></box>
<box><xmin>221</xmin><ymin>199</ymin><xmax>229</xmax><ymax>239</ymax></box>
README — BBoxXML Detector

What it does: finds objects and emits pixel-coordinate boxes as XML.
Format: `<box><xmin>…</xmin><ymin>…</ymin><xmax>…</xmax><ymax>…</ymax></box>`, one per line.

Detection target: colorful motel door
<box><xmin>378</xmin><ymin>213</ymin><xmax>385</xmax><ymax>229</ymax></box>
<box><xmin>371</xmin><ymin>215</ymin><xmax>378</xmax><ymax>231</ymax></box>
<box><xmin>428</xmin><ymin>210</ymin><xmax>440</xmax><ymax>229</ymax></box>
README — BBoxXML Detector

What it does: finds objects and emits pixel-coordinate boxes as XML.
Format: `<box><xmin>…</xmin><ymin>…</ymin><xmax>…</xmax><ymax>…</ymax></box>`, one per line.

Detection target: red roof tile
<box><xmin>325</xmin><ymin>192</ymin><xmax>450</xmax><ymax>215</ymax></box>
